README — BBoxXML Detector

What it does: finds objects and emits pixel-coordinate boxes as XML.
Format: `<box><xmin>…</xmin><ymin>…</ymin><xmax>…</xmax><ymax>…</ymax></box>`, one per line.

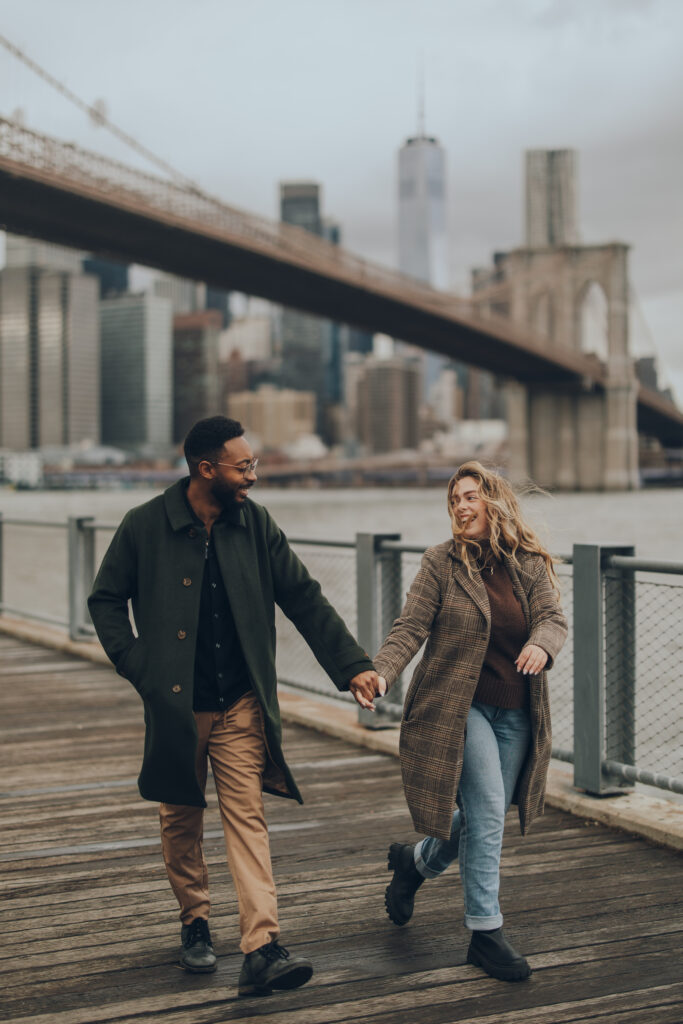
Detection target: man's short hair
<box><xmin>184</xmin><ymin>416</ymin><xmax>245</xmax><ymax>475</ymax></box>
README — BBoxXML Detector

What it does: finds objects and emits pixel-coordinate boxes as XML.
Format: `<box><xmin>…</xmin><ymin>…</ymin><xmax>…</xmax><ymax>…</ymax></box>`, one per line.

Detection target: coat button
<box><xmin>172</xmin><ymin>684</ymin><xmax>182</xmax><ymax>693</ymax></box>
<box><xmin>177</xmin><ymin>629</ymin><xmax>187</xmax><ymax>640</ymax></box>
<box><xmin>182</xmin><ymin>577</ymin><xmax>192</xmax><ymax>587</ymax></box>
<box><xmin>188</xmin><ymin>528</ymin><xmax>197</xmax><ymax>538</ymax></box>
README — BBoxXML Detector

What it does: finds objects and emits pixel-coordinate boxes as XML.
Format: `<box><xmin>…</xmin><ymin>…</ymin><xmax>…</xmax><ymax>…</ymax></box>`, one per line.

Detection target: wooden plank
<box><xmin>0</xmin><ymin>635</ymin><xmax>682</xmax><ymax>1024</ymax></box>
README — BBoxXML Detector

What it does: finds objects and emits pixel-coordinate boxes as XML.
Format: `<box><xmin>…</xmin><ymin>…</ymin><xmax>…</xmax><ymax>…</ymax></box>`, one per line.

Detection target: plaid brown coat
<box><xmin>374</xmin><ymin>541</ymin><xmax>567</xmax><ymax>841</ymax></box>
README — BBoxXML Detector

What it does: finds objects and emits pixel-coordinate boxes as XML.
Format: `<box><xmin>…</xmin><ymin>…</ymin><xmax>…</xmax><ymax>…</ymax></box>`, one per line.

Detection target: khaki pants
<box><xmin>159</xmin><ymin>691</ymin><xmax>279</xmax><ymax>953</ymax></box>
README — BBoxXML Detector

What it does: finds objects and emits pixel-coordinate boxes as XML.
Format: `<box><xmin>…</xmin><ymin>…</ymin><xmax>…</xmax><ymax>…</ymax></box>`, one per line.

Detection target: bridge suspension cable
<box><xmin>629</xmin><ymin>283</ymin><xmax>672</xmax><ymax>392</ymax></box>
<box><xmin>0</xmin><ymin>31</ymin><xmax>201</xmax><ymax>192</ymax></box>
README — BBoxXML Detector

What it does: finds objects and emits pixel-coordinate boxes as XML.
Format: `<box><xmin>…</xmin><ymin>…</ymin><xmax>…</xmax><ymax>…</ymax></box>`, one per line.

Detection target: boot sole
<box><xmin>466</xmin><ymin>947</ymin><xmax>531</xmax><ymax>982</ymax></box>
<box><xmin>238</xmin><ymin>963</ymin><xmax>313</xmax><ymax>997</ymax></box>
<box><xmin>271</xmin><ymin>963</ymin><xmax>314</xmax><ymax>990</ymax></box>
<box><xmin>384</xmin><ymin>844</ymin><xmax>412</xmax><ymax>926</ymax></box>
<box><xmin>238</xmin><ymin>982</ymin><xmax>272</xmax><ymax>997</ymax></box>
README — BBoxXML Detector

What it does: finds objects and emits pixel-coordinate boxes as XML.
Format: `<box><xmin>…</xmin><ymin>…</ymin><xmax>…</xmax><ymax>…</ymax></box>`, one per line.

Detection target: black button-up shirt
<box><xmin>184</xmin><ymin>490</ymin><xmax>252</xmax><ymax>712</ymax></box>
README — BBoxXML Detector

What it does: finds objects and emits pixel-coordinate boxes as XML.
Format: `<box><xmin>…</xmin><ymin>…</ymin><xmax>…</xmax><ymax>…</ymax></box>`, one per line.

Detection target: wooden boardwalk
<box><xmin>1</xmin><ymin>634</ymin><xmax>682</xmax><ymax>1024</ymax></box>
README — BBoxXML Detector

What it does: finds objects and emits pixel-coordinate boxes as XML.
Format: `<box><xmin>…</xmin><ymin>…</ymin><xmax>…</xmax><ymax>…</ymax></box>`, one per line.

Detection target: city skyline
<box><xmin>0</xmin><ymin>0</ymin><xmax>681</xmax><ymax>399</ymax></box>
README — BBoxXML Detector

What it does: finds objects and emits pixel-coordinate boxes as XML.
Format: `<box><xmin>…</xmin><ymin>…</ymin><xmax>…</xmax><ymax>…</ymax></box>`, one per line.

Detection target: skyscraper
<box><xmin>356</xmin><ymin>355</ymin><xmax>421</xmax><ymax>454</ymax></box>
<box><xmin>397</xmin><ymin>135</ymin><xmax>448</xmax><ymax>290</ymax></box>
<box><xmin>397</xmin><ymin>129</ymin><xmax>448</xmax><ymax>398</ymax></box>
<box><xmin>100</xmin><ymin>293</ymin><xmax>173</xmax><ymax>452</ymax></box>
<box><xmin>279</xmin><ymin>182</ymin><xmax>323</xmax><ymax>235</ymax></box>
<box><xmin>5</xmin><ymin>234</ymin><xmax>84</xmax><ymax>274</ymax></box>
<box><xmin>0</xmin><ymin>264</ymin><xmax>100</xmax><ymax>450</ymax></box>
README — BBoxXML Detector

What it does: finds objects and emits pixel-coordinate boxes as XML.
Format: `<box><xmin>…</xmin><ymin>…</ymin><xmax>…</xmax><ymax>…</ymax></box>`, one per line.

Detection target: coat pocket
<box><xmin>117</xmin><ymin>638</ymin><xmax>148</xmax><ymax>696</ymax></box>
<box><xmin>402</xmin><ymin>665</ymin><xmax>426</xmax><ymax>722</ymax></box>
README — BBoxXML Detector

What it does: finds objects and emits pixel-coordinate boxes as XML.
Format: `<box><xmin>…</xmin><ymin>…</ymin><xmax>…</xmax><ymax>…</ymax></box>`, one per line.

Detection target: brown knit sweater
<box><xmin>472</xmin><ymin>545</ymin><xmax>529</xmax><ymax>709</ymax></box>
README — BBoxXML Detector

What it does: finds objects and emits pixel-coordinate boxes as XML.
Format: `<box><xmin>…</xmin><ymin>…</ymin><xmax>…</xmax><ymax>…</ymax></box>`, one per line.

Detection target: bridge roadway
<box><xmin>1</xmin><ymin>633</ymin><xmax>682</xmax><ymax>1024</ymax></box>
<box><xmin>0</xmin><ymin>117</ymin><xmax>682</xmax><ymax>446</ymax></box>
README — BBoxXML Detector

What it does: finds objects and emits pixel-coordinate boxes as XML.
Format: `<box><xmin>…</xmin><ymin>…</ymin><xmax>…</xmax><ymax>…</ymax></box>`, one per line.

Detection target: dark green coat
<box><xmin>88</xmin><ymin>479</ymin><xmax>373</xmax><ymax>807</ymax></box>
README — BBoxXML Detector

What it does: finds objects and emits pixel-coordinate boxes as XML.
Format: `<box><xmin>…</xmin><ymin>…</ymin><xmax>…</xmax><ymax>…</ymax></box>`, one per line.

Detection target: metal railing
<box><xmin>0</xmin><ymin>515</ymin><xmax>681</xmax><ymax>796</ymax></box>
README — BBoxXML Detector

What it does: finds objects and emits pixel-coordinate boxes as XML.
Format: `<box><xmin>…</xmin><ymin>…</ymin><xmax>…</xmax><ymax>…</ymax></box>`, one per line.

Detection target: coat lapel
<box><xmin>450</xmin><ymin>556</ymin><xmax>490</xmax><ymax>624</ymax></box>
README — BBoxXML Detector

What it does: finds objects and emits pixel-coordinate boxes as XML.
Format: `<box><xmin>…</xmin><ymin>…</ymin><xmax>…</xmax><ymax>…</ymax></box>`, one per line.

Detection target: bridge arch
<box><xmin>577</xmin><ymin>280</ymin><xmax>609</xmax><ymax>361</ymax></box>
<box><xmin>567</xmin><ymin>245</ymin><xmax>630</xmax><ymax>366</ymax></box>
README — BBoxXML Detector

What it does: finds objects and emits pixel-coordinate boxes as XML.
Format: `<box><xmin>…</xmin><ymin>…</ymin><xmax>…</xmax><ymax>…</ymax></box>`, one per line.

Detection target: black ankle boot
<box><xmin>179</xmin><ymin>918</ymin><xmax>217</xmax><ymax>973</ymax></box>
<box><xmin>466</xmin><ymin>927</ymin><xmax>531</xmax><ymax>982</ymax></box>
<box><xmin>238</xmin><ymin>940</ymin><xmax>313</xmax><ymax>997</ymax></box>
<box><xmin>384</xmin><ymin>843</ymin><xmax>425</xmax><ymax>926</ymax></box>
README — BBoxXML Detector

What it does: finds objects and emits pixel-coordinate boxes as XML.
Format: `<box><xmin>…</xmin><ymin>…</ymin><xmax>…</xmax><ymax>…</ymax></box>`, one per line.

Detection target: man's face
<box><xmin>207</xmin><ymin>437</ymin><xmax>257</xmax><ymax>508</ymax></box>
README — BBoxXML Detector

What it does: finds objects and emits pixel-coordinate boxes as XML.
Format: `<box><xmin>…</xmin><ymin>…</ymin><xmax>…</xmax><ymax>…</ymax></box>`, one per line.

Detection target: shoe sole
<box><xmin>180</xmin><ymin>960</ymin><xmax>217</xmax><ymax>974</ymax></box>
<box><xmin>466</xmin><ymin>948</ymin><xmax>531</xmax><ymax>982</ymax></box>
<box><xmin>238</xmin><ymin>963</ymin><xmax>313</xmax><ymax>997</ymax></box>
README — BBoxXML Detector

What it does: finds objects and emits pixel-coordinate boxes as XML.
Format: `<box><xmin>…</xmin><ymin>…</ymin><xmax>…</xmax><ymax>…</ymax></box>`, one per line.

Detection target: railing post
<box><xmin>356</xmin><ymin>532</ymin><xmax>401</xmax><ymax>728</ymax></box>
<box><xmin>604</xmin><ymin>546</ymin><xmax>636</xmax><ymax>788</ymax></box>
<box><xmin>573</xmin><ymin>544</ymin><xmax>604</xmax><ymax>794</ymax></box>
<box><xmin>68</xmin><ymin>516</ymin><xmax>95</xmax><ymax>640</ymax></box>
<box><xmin>572</xmin><ymin>543</ymin><xmax>635</xmax><ymax>795</ymax></box>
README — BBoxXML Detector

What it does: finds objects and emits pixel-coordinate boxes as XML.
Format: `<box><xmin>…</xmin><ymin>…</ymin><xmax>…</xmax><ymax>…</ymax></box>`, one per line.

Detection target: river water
<box><xmin>1</xmin><ymin>482</ymin><xmax>683</xmax><ymax>557</ymax></box>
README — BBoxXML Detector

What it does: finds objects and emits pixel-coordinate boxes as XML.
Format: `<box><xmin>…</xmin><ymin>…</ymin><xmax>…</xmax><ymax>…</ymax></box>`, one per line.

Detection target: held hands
<box><xmin>349</xmin><ymin>670</ymin><xmax>388</xmax><ymax>712</ymax></box>
<box><xmin>516</xmin><ymin>644</ymin><xmax>548</xmax><ymax>676</ymax></box>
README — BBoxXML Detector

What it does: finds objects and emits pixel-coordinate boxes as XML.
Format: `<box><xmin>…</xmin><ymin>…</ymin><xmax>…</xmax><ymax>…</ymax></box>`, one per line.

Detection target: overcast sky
<box><xmin>1</xmin><ymin>0</ymin><xmax>682</xmax><ymax>397</ymax></box>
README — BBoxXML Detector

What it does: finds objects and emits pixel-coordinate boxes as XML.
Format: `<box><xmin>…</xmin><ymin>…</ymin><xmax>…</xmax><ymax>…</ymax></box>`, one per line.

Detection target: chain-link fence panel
<box><xmin>274</xmin><ymin>542</ymin><xmax>358</xmax><ymax>701</ymax></box>
<box><xmin>605</xmin><ymin>569</ymin><xmax>683</xmax><ymax>782</ymax></box>
<box><xmin>549</xmin><ymin>560</ymin><xmax>574</xmax><ymax>756</ymax></box>
<box><xmin>0</xmin><ymin>520</ymin><xmax>69</xmax><ymax>626</ymax></box>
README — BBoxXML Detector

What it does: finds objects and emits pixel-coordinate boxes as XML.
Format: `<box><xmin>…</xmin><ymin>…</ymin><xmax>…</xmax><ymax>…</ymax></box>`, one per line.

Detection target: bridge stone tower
<box><xmin>471</xmin><ymin>150</ymin><xmax>639</xmax><ymax>491</ymax></box>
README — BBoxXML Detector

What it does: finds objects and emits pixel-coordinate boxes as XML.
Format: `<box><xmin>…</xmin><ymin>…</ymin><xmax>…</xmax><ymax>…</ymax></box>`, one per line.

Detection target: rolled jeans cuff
<box><xmin>414</xmin><ymin>840</ymin><xmax>441</xmax><ymax>879</ymax></box>
<box><xmin>465</xmin><ymin>911</ymin><xmax>504</xmax><ymax>931</ymax></box>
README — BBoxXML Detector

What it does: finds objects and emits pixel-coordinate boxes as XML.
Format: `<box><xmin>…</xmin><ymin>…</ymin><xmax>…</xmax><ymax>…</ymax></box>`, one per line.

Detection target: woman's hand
<box><xmin>515</xmin><ymin>644</ymin><xmax>548</xmax><ymax>676</ymax></box>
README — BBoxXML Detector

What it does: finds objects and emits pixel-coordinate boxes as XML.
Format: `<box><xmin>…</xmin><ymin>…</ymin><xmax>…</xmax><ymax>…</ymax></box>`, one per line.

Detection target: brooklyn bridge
<box><xmin>1</xmin><ymin>117</ymin><xmax>682</xmax><ymax>490</ymax></box>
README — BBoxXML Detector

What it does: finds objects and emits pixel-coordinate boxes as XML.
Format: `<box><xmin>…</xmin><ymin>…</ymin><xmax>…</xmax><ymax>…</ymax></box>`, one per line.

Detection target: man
<box><xmin>88</xmin><ymin>416</ymin><xmax>382</xmax><ymax>997</ymax></box>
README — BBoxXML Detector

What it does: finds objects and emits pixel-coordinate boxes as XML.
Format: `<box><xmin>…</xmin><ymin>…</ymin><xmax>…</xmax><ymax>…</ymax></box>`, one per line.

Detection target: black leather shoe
<box><xmin>179</xmin><ymin>918</ymin><xmax>217</xmax><ymax>973</ymax></box>
<box><xmin>466</xmin><ymin>927</ymin><xmax>531</xmax><ymax>981</ymax></box>
<box><xmin>384</xmin><ymin>842</ymin><xmax>425</xmax><ymax>926</ymax></box>
<box><xmin>238</xmin><ymin>940</ymin><xmax>313</xmax><ymax>997</ymax></box>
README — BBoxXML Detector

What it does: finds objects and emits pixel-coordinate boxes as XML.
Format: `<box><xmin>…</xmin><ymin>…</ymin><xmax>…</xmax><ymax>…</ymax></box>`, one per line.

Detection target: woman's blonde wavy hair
<box><xmin>447</xmin><ymin>461</ymin><xmax>560</xmax><ymax>593</ymax></box>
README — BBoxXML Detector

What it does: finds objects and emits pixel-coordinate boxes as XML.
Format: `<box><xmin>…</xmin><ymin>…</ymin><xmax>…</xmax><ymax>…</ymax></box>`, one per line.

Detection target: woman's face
<box><xmin>452</xmin><ymin>475</ymin><xmax>490</xmax><ymax>540</ymax></box>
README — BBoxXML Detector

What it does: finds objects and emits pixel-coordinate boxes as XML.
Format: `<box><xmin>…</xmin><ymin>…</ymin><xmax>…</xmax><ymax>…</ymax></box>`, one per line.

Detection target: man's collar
<box><xmin>163</xmin><ymin>477</ymin><xmax>245</xmax><ymax>531</ymax></box>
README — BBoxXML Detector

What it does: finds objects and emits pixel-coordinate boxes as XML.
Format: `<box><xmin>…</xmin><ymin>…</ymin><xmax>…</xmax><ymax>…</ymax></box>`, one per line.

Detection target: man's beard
<box><xmin>211</xmin><ymin>479</ymin><xmax>244</xmax><ymax>508</ymax></box>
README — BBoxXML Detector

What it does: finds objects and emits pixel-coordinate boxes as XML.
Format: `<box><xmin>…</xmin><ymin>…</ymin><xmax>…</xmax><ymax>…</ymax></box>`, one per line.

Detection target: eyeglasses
<box><xmin>213</xmin><ymin>458</ymin><xmax>259</xmax><ymax>476</ymax></box>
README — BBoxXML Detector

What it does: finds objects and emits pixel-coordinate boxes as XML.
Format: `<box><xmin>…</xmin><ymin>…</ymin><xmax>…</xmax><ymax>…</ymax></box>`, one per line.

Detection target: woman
<box><xmin>374</xmin><ymin>461</ymin><xmax>567</xmax><ymax>982</ymax></box>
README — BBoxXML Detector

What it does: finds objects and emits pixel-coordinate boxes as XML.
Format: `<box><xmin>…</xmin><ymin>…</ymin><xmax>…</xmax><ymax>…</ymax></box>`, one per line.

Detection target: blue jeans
<box><xmin>414</xmin><ymin>701</ymin><xmax>531</xmax><ymax>931</ymax></box>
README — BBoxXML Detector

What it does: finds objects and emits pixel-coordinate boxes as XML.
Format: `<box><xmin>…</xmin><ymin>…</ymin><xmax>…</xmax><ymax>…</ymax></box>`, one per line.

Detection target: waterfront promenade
<box><xmin>1</xmin><ymin>633</ymin><xmax>682</xmax><ymax>1024</ymax></box>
